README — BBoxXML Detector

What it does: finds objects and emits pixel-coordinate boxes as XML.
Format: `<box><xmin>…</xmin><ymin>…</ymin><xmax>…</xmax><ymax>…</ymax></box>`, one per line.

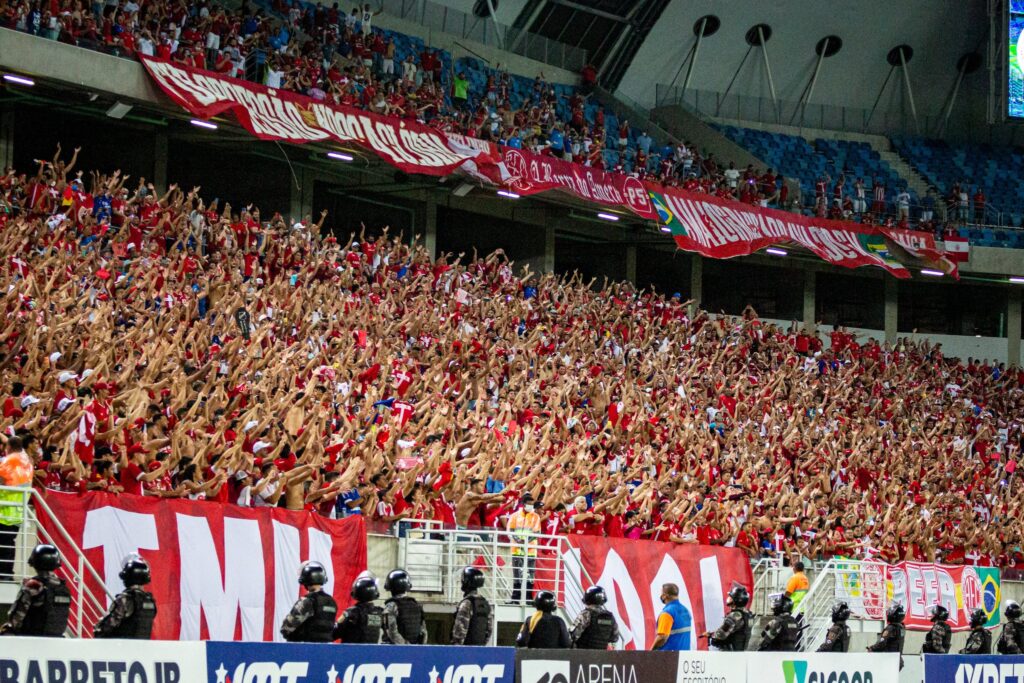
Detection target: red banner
<box><xmin>37</xmin><ymin>491</ymin><xmax>366</xmax><ymax>641</ymax></box>
<box><xmin>503</xmin><ymin>147</ymin><xmax>657</xmax><ymax>218</ymax></box>
<box><xmin>648</xmin><ymin>187</ymin><xmax>957</xmax><ymax>278</ymax></box>
<box><xmin>138</xmin><ymin>56</ymin><xmax>507</xmax><ymax>184</ymax></box>
<box><xmin>553</xmin><ymin>536</ymin><xmax>753</xmax><ymax>651</ymax></box>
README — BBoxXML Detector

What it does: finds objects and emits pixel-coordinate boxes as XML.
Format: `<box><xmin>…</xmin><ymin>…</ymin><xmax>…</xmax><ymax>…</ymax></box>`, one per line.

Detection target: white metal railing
<box><xmin>797</xmin><ymin>558</ymin><xmax>888</xmax><ymax>651</ymax></box>
<box><xmin>395</xmin><ymin>521</ymin><xmax>595</xmax><ymax>629</ymax></box>
<box><xmin>0</xmin><ymin>485</ymin><xmax>114</xmax><ymax>637</ymax></box>
<box><xmin>751</xmin><ymin>555</ymin><xmax>788</xmax><ymax>615</ymax></box>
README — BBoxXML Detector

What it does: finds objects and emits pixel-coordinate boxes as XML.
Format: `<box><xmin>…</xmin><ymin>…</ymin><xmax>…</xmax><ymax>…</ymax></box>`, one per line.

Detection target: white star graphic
<box><xmin>215</xmin><ymin>664</ymin><xmax>228</xmax><ymax>683</ymax></box>
<box><xmin>327</xmin><ymin>665</ymin><xmax>339</xmax><ymax>683</ymax></box>
<box><xmin>428</xmin><ymin>666</ymin><xmax>439</xmax><ymax>683</ymax></box>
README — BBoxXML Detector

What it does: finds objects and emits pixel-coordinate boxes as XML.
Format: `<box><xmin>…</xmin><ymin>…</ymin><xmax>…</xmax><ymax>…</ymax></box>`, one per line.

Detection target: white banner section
<box><xmin>745</xmin><ymin>652</ymin><xmax>901</xmax><ymax>683</ymax></box>
<box><xmin>677</xmin><ymin>651</ymin><xmax>747</xmax><ymax>683</ymax></box>
<box><xmin>0</xmin><ymin>637</ymin><xmax>207</xmax><ymax>683</ymax></box>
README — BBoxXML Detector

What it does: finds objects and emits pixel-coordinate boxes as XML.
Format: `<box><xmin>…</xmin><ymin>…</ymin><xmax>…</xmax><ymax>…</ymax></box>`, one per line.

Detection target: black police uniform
<box><xmin>4</xmin><ymin>574</ymin><xmax>71</xmax><ymax>636</ymax></box>
<box><xmin>758</xmin><ymin>613</ymin><xmax>801</xmax><ymax>651</ymax></box>
<box><xmin>94</xmin><ymin>586</ymin><xmax>157</xmax><ymax>639</ymax></box>
<box><xmin>997</xmin><ymin>621</ymin><xmax>1024</xmax><ymax>654</ymax></box>
<box><xmin>453</xmin><ymin>592</ymin><xmax>492</xmax><ymax>645</ymax></box>
<box><xmin>335</xmin><ymin>601</ymin><xmax>384</xmax><ymax>643</ymax></box>
<box><xmin>575</xmin><ymin>607</ymin><xmax>617</xmax><ymax>649</ymax></box>
<box><xmin>384</xmin><ymin>595</ymin><xmax>425</xmax><ymax>644</ymax></box>
<box><xmin>961</xmin><ymin>627</ymin><xmax>993</xmax><ymax>655</ymax></box>
<box><xmin>516</xmin><ymin>612</ymin><xmax>571</xmax><ymax>648</ymax></box>
<box><xmin>710</xmin><ymin>608</ymin><xmax>752</xmax><ymax>651</ymax></box>
<box><xmin>284</xmin><ymin>590</ymin><xmax>338</xmax><ymax>643</ymax></box>
<box><xmin>922</xmin><ymin>620</ymin><xmax>952</xmax><ymax>654</ymax></box>
<box><xmin>817</xmin><ymin>622</ymin><xmax>851</xmax><ymax>653</ymax></box>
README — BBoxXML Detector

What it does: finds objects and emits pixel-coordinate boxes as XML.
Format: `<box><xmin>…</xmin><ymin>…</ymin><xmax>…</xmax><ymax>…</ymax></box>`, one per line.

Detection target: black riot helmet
<box><xmin>351</xmin><ymin>576</ymin><xmax>379</xmax><ymax>602</ymax></box>
<box><xmin>461</xmin><ymin>566</ymin><xmax>485</xmax><ymax>593</ymax></box>
<box><xmin>1006</xmin><ymin>600</ymin><xmax>1022</xmax><ymax>621</ymax></box>
<box><xmin>299</xmin><ymin>561</ymin><xmax>328</xmax><ymax>588</ymax></box>
<box><xmin>119</xmin><ymin>554</ymin><xmax>151</xmax><ymax>587</ymax></box>
<box><xmin>831</xmin><ymin>601</ymin><xmax>851</xmax><ymax>623</ymax></box>
<box><xmin>969</xmin><ymin>608</ymin><xmax>987</xmax><ymax>628</ymax></box>
<box><xmin>929</xmin><ymin>604</ymin><xmax>950</xmax><ymax>623</ymax></box>
<box><xmin>727</xmin><ymin>584</ymin><xmax>750</xmax><ymax>608</ymax></box>
<box><xmin>886</xmin><ymin>603</ymin><xmax>906</xmax><ymax>624</ymax></box>
<box><xmin>27</xmin><ymin>544</ymin><xmax>62</xmax><ymax>572</ymax></box>
<box><xmin>384</xmin><ymin>569</ymin><xmax>412</xmax><ymax>596</ymax></box>
<box><xmin>771</xmin><ymin>594</ymin><xmax>794</xmax><ymax>616</ymax></box>
<box><xmin>534</xmin><ymin>590</ymin><xmax>557</xmax><ymax>613</ymax></box>
<box><xmin>584</xmin><ymin>586</ymin><xmax>607</xmax><ymax>606</ymax></box>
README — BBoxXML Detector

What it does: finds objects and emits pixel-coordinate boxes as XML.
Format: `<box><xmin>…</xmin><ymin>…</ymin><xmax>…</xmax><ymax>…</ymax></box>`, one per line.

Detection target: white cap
<box><xmin>20</xmin><ymin>395</ymin><xmax>40</xmax><ymax>408</ymax></box>
<box><xmin>243</xmin><ymin>420</ymin><xmax>259</xmax><ymax>432</ymax></box>
<box><xmin>48</xmin><ymin>351</ymin><xmax>62</xmax><ymax>363</ymax></box>
<box><xmin>58</xmin><ymin>371</ymin><xmax>77</xmax><ymax>384</ymax></box>
<box><xmin>252</xmin><ymin>440</ymin><xmax>271</xmax><ymax>453</ymax></box>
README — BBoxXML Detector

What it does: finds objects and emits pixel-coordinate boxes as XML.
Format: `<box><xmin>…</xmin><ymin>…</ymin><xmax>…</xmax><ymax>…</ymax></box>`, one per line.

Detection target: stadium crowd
<box><xmin>0</xmin><ymin>147</ymin><xmax>1021</xmax><ymax>576</ymax></box>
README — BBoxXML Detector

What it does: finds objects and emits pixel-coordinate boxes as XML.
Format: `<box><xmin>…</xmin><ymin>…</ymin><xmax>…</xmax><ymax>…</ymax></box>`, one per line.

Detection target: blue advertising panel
<box><xmin>206</xmin><ymin>642</ymin><xmax>515</xmax><ymax>683</ymax></box>
<box><xmin>924</xmin><ymin>654</ymin><xmax>1024</xmax><ymax>683</ymax></box>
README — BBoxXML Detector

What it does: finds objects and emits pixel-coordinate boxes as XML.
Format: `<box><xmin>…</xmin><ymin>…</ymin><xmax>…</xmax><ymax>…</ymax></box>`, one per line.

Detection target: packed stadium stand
<box><xmin>3</xmin><ymin>0</ymin><xmax>1024</xmax><ymax>671</ymax></box>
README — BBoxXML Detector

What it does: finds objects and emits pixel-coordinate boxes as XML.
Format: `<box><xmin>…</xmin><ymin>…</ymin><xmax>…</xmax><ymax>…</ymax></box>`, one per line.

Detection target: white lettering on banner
<box><xmin>178</xmin><ymin>514</ymin><xmax>266</xmax><ymax>640</ymax></box>
<box><xmin>440</xmin><ymin>665</ymin><xmax>506</xmax><ymax>683</ymax></box>
<box><xmin>342</xmin><ymin>663</ymin><xmax>411</xmax><ymax>683</ymax></box>
<box><xmin>650</xmin><ymin>554</ymin><xmax>692</xmax><ymax>650</ymax></box>
<box><xmin>954</xmin><ymin>663</ymin><xmax>1024</xmax><ymax>683</ymax></box>
<box><xmin>575</xmin><ymin>664</ymin><xmax>638</xmax><ymax>683</ymax></box>
<box><xmin>233</xmin><ymin>662</ymin><xmax>309</xmax><ymax>683</ymax></box>
<box><xmin>272</xmin><ymin>522</ymin><xmax>335</xmax><ymax>642</ymax></box>
<box><xmin>699</xmin><ymin>557</ymin><xmax>725</xmax><ymax>637</ymax></box>
<box><xmin>593</xmin><ymin>550</ymin><xmax>647</xmax><ymax>649</ymax></box>
<box><xmin>82</xmin><ymin>505</ymin><xmax>160</xmax><ymax>601</ymax></box>
<box><xmin>0</xmin><ymin>637</ymin><xmax>205</xmax><ymax>683</ymax></box>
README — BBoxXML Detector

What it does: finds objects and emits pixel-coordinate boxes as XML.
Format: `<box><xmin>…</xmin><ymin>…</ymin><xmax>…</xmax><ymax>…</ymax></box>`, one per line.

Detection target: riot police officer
<box><xmin>960</xmin><ymin>608</ymin><xmax>992</xmax><ymax>655</ymax></box>
<box><xmin>817</xmin><ymin>601</ymin><xmax>851</xmax><ymax>653</ymax></box>
<box><xmin>0</xmin><ymin>543</ymin><xmax>70</xmax><ymax>636</ymax></box>
<box><xmin>94</xmin><ymin>554</ymin><xmax>157</xmax><ymax>639</ymax></box>
<box><xmin>922</xmin><ymin>604</ymin><xmax>952</xmax><ymax>654</ymax></box>
<box><xmin>570</xmin><ymin>586</ymin><xmax>620</xmax><ymax>650</ymax></box>
<box><xmin>334</xmin><ymin>575</ymin><xmax>383</xmax><ymax>643</ymax></box>
<box><xmin>279</xmin><ymin>561</ymin><xmax>338</xmax><ymax>642</ymax></box>
<box><xmin>451</xmin><ymin>566</ymin><xmax>492</xmax><ymax>645</ymax></box>
<box><xmin>868</xmin><ymin>604</ymin><xmax>906</xmax><ymax>669</ymax></box>
<box><xmin>382</xmin><ymin>568</ymin><xmax>426</xmax><ymax>644</ymax></box>
<box><xmin>997</xmin><ymin>600</ymin><xmax>1023</xmax><ymax>654</ymax></box>
<box><xmin>702</xmin><ymin>584</ymin><xmax>752</xmax><ymax>651</ymax></box>
<box><xmin>516</xmin><ymin>590</ymin><xmax>570</xmax><ymax>648</ymax></box>
<box><xmin>758</xmin><ymin>594</ymin><xmax>801</xmax><ymax>651</ymax></box>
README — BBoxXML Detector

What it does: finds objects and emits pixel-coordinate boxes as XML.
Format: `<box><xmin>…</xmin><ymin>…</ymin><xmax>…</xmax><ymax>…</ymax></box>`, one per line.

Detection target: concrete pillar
<box><xmin>542</xmin><ymin>223</ymin><xmax>555</xmax><ymax>274</ymax></box>
<box><xmin>884</xmin><ymin>277</ymin><xmax>898</xmax><ymax>344</ymax></box>
<box><xmin>625</xmin><ymin>245</ymin><xmax>637</xmax><ymax>284</ymax></box>
<box><xmin>1009</xmin><ymin>287</ymin><xmax>1022</xmax><ymax>367</ymax></box>
<box><xmin>0</xmin><ymin>111</ymin><xmax>13</xmax><ymax>171</ymax></box>
<box><xmin>422</xmin><ymin>194</ymin><xmax>437</xmax><ymax>260</ymax></box>
<box><xmin>690</xmin><ymin>254</ymin><xmax>703</xmax><ymax>316</ymax></box>
<box><xmin>152</xmin><ymin>131</ymin><xmax>168</xmax><ymax>195</ymax></box>
<box><xmin>803</xmin><ymin>270</ymin><xmax>816</xmax><ymax>330</ymax></box>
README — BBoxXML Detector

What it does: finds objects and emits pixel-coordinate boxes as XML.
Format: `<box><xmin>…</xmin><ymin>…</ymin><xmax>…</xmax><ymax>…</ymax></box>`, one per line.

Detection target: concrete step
<box><xmin>877</xmin><ymin>149</ymin><xmax>933</xmax><ymax>197</ymax></box>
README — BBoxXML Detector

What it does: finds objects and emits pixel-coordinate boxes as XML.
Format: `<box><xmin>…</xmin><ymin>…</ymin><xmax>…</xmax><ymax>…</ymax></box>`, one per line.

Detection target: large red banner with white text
<box><xmin>137</xmin><ymin>58</ymin><xmax>955</xmax><ymax>277</ymax></box>
<box><xmin>544</xmin><ymin>536</ymin><xmax>753</xmax><ymax>650</ymax></box>
<box><xmin>37</xmin><ymin>491</ymin><xmax>366</xmax><ymax>641</ymax></box>
<box><xmin>138</xmin><ymin>56</ymin><xmax>508</xmax><ymax>184</ymax></box>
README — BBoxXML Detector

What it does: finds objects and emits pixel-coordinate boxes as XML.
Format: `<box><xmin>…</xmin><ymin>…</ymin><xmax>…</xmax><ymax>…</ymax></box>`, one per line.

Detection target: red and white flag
<box><xmin>943</xmin><ymin>235</ymin><xmax>970</xmax><ymax>263</ymax></box>
<box><xmin>70</xmin><ymin>406</ymin><xmax>96</xmax><ymax>464</ymax></box>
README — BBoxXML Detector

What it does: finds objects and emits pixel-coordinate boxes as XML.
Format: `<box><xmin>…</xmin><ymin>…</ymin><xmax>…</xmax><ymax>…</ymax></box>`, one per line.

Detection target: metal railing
<box><xmin>394</xmin><ymin>520</ymin><xmax>596</xmax><ymax>642</ymax></box>
<box><xmin>797</xmin><ymin>558</ymin><xmax>888</xmax><ymax>652</ymax></box>
<box><xmin>0</xmin><ymin>485</ymin><xmax>114</xmax><ymax>637</ymax></box>
<box><xmin>379</xmin><ymin>0</ymin><xmax>587</xmax><ymax>72</ymax></box>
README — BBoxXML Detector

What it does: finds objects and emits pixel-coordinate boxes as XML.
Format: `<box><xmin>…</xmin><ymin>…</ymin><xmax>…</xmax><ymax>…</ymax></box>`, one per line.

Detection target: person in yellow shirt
<box><xmin>507</xmin><ymin>494</ymin><xmax>541</xmax><ymax>603</ymax></box>
<box><xmin>0</xmin><ymin>436</ymin><xmax>33</xmax><ymax>580</ymax></box>
<box><xmin>785</xmin><ymin>561</ymin><xmax>810</xmax><ymax>612</ymax></box>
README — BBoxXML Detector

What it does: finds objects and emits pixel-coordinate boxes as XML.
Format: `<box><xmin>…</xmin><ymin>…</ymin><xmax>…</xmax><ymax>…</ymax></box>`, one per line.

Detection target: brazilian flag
<box><xmin>856</xmin><ymin>233</ymin><xmax>906</xmax><ymax>272</ymax></box>
<box><xmin>976</xmin><ymin>567</ymin><xmax>1002</xmax><ymax>628</ymax></box>
<box><xmin>649</xmin><ymin>191</ymin><xmax>686</xmax><ymax>237</ymax></box>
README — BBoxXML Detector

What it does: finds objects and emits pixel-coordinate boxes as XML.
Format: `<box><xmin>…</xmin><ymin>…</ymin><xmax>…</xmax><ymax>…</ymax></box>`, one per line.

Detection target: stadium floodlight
<box><xmin>920</xmin><ymin>269</ymin><xmax>944</xmax><ymax>277</ymax></box>
<box><xmin>190</xmin><ymin>119</ymin><xmax>218</xmax><ymax>130</ymax></box>
<box><xmin>1009</xmin><ymin>277</ymin><xmax>1024</xmax><ymax>284</ymax></box>
<box><xmin>3</xmin><ymin>74</ymin><xmax>34</xmax><ymax>86</ymax></box>
<box><xmin>596</xmin><ymin>212</ymin><xmax>620</xmax><ymax>221</ymax></box>
<box><xmin>766</xmin><ymin>247</ymin><xmax>788</xmax><ymax>256</ymax></box>
<box><xmin>659</xmin><ymin>226</ymin><xmax>672</xmax><ymax>233</ymax></box>
<box><xmin>496</xmin><ymin>190</ymin><xmax>520</xmax><ymax>199</ymax></box>
<box><xmin>327</xmin><ymin>152</ymin><xmax>353</xmax><ymax>161</ymax></box>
